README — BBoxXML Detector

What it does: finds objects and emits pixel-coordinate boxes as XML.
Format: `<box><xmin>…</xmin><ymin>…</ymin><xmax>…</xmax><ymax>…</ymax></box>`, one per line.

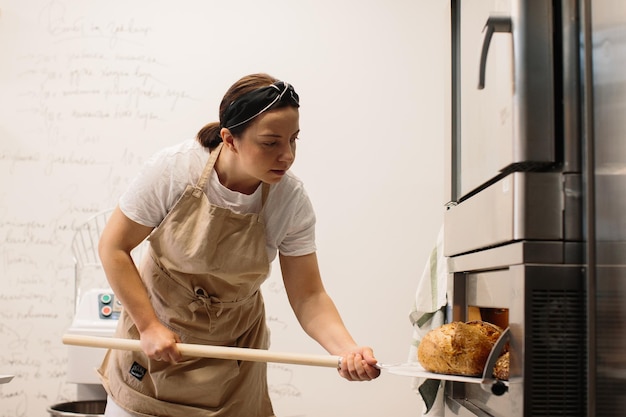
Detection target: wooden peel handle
<box><xmin>62</xmin><ymin>334</ymin><xmax>341</xmax><ymax>369</ymax></box>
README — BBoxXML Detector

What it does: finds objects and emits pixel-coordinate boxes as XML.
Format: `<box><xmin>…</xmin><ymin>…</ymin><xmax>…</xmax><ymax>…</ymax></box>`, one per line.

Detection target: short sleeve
<box><xmin>276</xmin><ymin>187</ymin><xmax>317</xmax><ymax>257</ymax></box>
<box><xmin>119</xmin><ymin>142</ymin><xmax>203</xmax><ymax>227</ymax></box>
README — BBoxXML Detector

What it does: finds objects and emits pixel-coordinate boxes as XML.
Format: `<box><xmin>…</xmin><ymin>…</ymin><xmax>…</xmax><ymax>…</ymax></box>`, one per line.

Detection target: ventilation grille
<box><xmin>528</xmin><ymin>289</ymin><xmax>586</xmax><ymax>416</ymax></box>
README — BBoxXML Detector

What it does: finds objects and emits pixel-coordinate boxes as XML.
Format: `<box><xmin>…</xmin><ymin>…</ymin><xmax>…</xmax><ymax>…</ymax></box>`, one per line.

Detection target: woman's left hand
<box><xmin>337</xmin><ymin>346</ymin><xmax>381</xmax><ymax>381</ymax></box>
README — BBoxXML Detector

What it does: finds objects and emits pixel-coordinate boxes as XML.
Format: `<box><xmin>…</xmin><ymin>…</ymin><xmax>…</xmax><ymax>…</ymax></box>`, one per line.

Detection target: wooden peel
<box><xmin>62</xmin><ymin>334</ymin><xmax>342</xmax><ymax>368</ymax></box>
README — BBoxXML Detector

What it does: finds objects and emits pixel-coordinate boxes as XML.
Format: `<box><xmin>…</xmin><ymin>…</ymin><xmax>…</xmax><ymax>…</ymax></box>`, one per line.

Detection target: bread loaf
<box><xmin>493</xmin><ymin>351</ymin><xmax>509</xmax><ymax>380</ymax></box>
<box><xmin>466</xmin><ymin>320</ymin><xmax>503</xmax><ymax>345</ymax></box>
<box><xmin>417</xmin><ymin>321</ymin><xmax>503</xmax><ymax>377</ymax></box>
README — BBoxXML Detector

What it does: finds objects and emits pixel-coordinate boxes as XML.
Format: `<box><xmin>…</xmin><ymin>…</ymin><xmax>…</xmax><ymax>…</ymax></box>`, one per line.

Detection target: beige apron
<box><xmin>99</xmin><ymin>143</ymin><xmax>275</xmax><ymax>417</ymax></box>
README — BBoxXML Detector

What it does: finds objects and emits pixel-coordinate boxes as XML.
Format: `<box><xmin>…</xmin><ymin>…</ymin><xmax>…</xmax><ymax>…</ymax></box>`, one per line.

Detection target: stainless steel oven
<box><xmin>441</xmin><ymin>0</ymin><xmax>596</xmax><ymax>416</ymax></box>
<box><xmin>442</xmin><ymin>0</ymin><xmax>626</xmax><ymax>415</ymax></box>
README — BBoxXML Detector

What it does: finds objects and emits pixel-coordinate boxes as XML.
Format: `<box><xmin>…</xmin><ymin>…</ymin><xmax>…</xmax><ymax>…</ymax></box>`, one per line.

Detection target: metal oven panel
<box><xmin>596</xmin><ymin>262</ymin><xmax>626</xmax><ymax>416</ymax></box>
<box><xmin>444</xmin><ymin>172</ymin><xmax>563</xmax><ymax>257</ymax></box>
<box><xmin>449</xmin><ymin>0</ymin><xmax>555</xmax><ymax>202</ymax></box>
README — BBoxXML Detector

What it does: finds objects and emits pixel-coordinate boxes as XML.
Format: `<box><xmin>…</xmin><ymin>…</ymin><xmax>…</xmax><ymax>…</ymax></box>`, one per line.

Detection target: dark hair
<box><xmin>196</xmin><ymin>73</ymin><xmax>297</xmax><ymax>149</ymax></box>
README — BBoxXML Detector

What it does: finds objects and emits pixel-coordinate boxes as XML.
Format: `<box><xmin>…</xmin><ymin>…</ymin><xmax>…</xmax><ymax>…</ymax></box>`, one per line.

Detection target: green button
<box><xmin>100</xmin><ymin>293</ymin><xmax>112</xmax><ymax>304</ymax></box>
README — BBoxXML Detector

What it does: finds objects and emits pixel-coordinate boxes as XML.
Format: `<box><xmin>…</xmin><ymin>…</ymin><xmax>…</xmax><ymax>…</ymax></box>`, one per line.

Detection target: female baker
<box><xmin>97</xmin><ymin>73</ymin><xmax>381</xmax><ymax>417</ymax></box>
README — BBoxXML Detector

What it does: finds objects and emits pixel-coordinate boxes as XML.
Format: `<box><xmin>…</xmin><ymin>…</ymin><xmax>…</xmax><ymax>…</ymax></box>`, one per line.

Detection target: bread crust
<box><xmin>417</xmin><ymin>321</ymin><xmax>503</xmax><ymax>376</ymax></box>
<box><xmin>466</xmin><ymin>320</ymin><xmax>503</xmax><ymax>344</ymax></box>
<box><xmin>493</xmin><ymin>351</ymin><xmax>510</xmax><ymax>380</ymax></box>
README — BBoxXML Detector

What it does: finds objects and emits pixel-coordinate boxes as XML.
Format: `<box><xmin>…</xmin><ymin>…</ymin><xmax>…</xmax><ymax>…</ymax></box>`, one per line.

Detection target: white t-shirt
<box><xmin>119</xmin><ymin>139</ymin><xmax>316</xmax><ymax>263</ymax></box>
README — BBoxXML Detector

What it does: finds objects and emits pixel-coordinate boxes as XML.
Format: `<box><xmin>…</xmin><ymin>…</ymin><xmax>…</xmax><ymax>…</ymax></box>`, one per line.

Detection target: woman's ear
<box><xmin>220</xmin><ymin>128</ymin><xmax>237</xmax><ymax>151</ymax></box>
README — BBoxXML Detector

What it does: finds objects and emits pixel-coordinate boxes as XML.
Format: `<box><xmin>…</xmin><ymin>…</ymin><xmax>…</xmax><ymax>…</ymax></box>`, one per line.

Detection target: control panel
<box><xmin>98</xmin><ymin>292</ymin><xmax>122</xmax><ymax>320</ymax></box>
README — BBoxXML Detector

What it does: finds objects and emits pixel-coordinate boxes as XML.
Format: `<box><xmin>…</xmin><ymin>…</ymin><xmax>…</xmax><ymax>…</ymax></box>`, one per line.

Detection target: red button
<box><xmin>101</xmin><ymin>306</ymin><xmax>112</xmax><ymax>317</ymax></box>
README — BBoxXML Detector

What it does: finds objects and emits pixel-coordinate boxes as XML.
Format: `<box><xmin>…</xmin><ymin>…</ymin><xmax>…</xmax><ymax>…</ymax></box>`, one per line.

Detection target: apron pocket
<box><xmin>114</xmin><ymin>348</ymin><xmax>241</xmax><ymax>410</ymax></box>
<box><xmin>151</xmin><ymin>357</ymin><xmax>240</xmax><ymax>408</ymax></box>
<box><xmin>109</xmin><ymin>313</ymin><xmax>242</xmax><ymax>410</ymax></box>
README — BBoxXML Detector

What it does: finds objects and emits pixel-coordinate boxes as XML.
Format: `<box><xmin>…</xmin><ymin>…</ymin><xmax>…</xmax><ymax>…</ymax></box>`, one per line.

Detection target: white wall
<box><xmin>0</xmin><ymin>1</ymin><xmax>449</xmax><ymax>416</ymax></box>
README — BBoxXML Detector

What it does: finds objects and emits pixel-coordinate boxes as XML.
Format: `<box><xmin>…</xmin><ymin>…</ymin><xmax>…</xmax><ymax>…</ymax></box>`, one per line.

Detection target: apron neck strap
<box><xmin>196</xmin><ymin>142</ymin><xmax>223</xmax><ymax>189</ymax></box>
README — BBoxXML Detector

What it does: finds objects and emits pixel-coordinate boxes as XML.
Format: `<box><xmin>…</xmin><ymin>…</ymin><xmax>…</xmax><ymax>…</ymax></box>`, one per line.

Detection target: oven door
<box><xmin>449</xmin><ymin>0</ymin><xmax>556</xmax><ymax>202</ymax></box>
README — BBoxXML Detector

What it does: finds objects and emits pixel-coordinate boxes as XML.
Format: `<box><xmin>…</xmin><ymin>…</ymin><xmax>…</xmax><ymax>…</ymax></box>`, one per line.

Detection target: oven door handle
<box><xmin>480</xmin><ymin>326</ymin><xmax>510</xmax><ymax>395</ymax></box>
<box><xmin>478</xmin><ymin>15</ymin><xmax>512</xmax><ymax>89</ymax></box>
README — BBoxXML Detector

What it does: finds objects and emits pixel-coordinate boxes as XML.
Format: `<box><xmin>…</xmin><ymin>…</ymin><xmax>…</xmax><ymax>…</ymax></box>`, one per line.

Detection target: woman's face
<box><xmin>232</xmin><ymin>106</ymin><xmax>300</xmax><ymax>187</ymax></box>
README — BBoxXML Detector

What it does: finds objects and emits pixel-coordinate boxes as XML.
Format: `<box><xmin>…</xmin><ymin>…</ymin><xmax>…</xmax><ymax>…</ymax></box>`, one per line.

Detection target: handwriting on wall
<box><xmin>0</xmin><ymin>2</ymin><xmax>200</xmax><ymax>415</ymax></box>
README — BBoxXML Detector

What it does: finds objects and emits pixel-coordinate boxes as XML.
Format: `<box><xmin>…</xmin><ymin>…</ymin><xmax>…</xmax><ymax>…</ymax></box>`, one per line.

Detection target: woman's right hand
<box><xmin>139</xmin><ymin>322</ymin><xmax>183</xmax><ymax>364</ymax></box>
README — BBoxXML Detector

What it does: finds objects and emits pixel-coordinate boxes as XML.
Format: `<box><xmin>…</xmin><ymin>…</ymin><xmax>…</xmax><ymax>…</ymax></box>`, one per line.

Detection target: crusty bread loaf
<box><xmin>417</xmin><ymin>321</ymin><xmax>503</xmax><ymax>376</ymax></box>
<box><xmin>493</xmin><ymin>351</ymin><xmax>509</xmax><ymax>380</ymax></box>
<box><xmin>466</xmin><ymin>320</ymin><xmax>503</xmax><ymax>345</ymax></box>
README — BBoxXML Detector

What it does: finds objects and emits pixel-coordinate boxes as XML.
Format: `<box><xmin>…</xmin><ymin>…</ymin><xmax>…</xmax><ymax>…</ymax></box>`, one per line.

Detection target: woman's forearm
<box><xmin>289</xmin><ymin>288</ymin><xmax>359</xmax><ymax>355</ymax></box>
<box><xmin>98</xmin><ymin>206</ymin><xmax>160</xmax><ymax>334</ymax></box>
<box><xmin>99</xmin><ymin>248</ymin><xmax>160</xmax><ymax>333</ymax></box>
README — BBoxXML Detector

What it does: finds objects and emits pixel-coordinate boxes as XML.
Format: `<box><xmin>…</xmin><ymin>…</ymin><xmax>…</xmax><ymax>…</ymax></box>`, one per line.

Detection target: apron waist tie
<box><xmin>188</xmin><ymin>287</ymin><xmax>258</xmax><ymax>318</ymax></box>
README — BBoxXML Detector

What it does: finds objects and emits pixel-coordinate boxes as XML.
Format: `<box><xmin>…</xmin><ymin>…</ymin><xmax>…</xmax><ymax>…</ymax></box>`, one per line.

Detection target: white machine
<box><xmin>66</xmin><ymin>210</ymin><xmax>119</xmax><ymax>401</ymax></box>
<box><xmin>67</xmin><ymin>209</ymin><xmax>146</xmax><ymax>401</ymax></box>
<box><xmin>66</xmin><ymin>288</ymin><xmax>120</xmax><ymax>400</ymax></box>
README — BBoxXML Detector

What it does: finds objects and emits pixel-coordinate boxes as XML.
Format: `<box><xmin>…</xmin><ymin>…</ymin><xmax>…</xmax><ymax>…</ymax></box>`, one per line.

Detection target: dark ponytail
<box><xmin>196</xmin><ymin>122</ymin><xmax>222</xmax><ymax>149</ymax></box>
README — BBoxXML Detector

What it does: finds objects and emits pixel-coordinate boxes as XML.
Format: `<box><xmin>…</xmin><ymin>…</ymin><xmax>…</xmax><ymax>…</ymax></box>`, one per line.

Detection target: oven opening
<box><xmin>468</xmin><ymin>306</ymin><xmax>509</xmax><ymax>330</ymax></box>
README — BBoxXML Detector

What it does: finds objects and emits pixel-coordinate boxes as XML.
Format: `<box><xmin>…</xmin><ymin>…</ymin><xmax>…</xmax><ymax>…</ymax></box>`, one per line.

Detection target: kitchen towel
<box><xmin>407</xmin><ymin>225</ymin><xmax>448</xmax><ymax>416</ymax></box>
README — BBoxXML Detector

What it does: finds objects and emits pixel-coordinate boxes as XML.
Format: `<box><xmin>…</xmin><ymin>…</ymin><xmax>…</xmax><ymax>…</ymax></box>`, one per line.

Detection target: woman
<box><xmin>97</xmin><ymin>73</ymin><xmax>380</xmax><ymax>417</ymax></box>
